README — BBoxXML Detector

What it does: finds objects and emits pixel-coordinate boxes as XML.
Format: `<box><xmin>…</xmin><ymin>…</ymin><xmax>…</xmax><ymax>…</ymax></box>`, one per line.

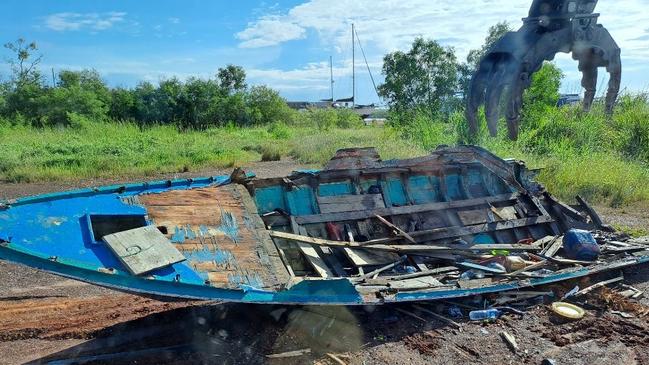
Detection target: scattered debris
<box><xmin>265</xmin><ymin>348</ymin><xmax>312</xmax><ymax>359</ymax></box>
<box><xmin>575</xmin><ymin>276</ymin><xmax>624</xmax><ymax>296</ymax></box>
<box><xmin>551</xmin><ymin>302</ymin><xmax>585</xmax><ymax>320</ymax></box>
<box><xmin>326</xmin><ymin>353</ymin><xmax>347</xmax><ymax>365</ymax></box>
<box><xmin>500</xmin><ymin>331</ymin><xmax>519</xmax><ymax>352</ymax></box>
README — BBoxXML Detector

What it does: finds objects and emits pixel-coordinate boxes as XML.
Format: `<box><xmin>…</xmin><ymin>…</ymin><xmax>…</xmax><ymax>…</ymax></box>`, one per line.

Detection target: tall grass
<box><xmin>398</xmin><ymin>94</ymin><xmax>649</xmax><ymax>206</ymax></box>
<box><xmin>2</xmin><ymin>96</ymin><xmax>649</xmax><ymax>208</ymax></box>
<box><xmin>0</xmin><ymin>114</ymin><xmax>424</xmax><ymax>183</ymax></box>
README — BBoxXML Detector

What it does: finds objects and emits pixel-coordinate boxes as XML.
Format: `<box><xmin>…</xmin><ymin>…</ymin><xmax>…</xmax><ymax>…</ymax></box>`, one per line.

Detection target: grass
<box><xmin>0</xmin><ymin>118</ymin><xmax>426</xmax><ymax>183</ymax></box>
<box><xmin>2</xmin><ymin>95</ymin><xmax>649</xmax><ymax>209</ymax></box>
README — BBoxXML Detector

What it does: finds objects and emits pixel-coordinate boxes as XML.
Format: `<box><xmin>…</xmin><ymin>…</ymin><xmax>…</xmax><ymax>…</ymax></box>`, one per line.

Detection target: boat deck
<box><xmin>140</xmin><ymin>184</ymin><xmax>289</xmax><ymax>290</ymax></box>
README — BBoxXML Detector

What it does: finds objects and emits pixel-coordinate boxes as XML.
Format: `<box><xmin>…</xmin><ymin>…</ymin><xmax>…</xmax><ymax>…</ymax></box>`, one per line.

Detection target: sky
<box><xmin>1</xmin><ymin>0</ymin><xmax>648</xmax><ymax>104</ymax></box>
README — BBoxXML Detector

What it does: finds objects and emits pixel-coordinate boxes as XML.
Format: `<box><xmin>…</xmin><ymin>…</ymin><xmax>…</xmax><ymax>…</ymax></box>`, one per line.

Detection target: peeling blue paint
<box><xmin>218</xmin><ymin>209</ymin><xmax>239</xmax><ymax>243</ymax></box>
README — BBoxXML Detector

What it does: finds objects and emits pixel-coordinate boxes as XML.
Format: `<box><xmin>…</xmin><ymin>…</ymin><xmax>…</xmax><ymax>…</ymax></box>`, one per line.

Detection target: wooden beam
<box><xmin>295</xmin><ymin>193</ymin><xmax>519</xmax><ymax>225</ymax></box>
<box><xmin>269</xmin><ymin>231</ymin><xmax>543</xmax><ymax>253</ymax></box>
<box><xmin>374</xmin><ymin>214</ymin><xmax>417</xmax><ymax>244</ymax></box>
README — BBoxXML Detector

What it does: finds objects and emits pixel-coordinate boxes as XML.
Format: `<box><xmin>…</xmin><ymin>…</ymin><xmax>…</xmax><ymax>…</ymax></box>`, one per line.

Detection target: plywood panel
<box><xmin>103</xmin><ymin>226</ymin><xmax>185</xmax><ymax>275</ymax></box>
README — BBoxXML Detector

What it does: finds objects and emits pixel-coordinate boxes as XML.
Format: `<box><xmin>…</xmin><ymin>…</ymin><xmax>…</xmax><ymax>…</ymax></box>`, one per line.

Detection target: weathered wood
<box><xmin>387</xmin><ymin>276</ymin><xmax>443</xmax><ymax>290</ymax></box>
<box><xmin>295</xmin><ymin>193</ymin><xmax>519</xmax><ymax>225</ymax></box>
<box><xmin>386</xmin><ymin>266</ymin><xmax>459</xmax><ymax>281</ymax></box>
<box><xmin>103</xmin><ymin>226</ymin><xmax>186</xmax><ymax>276</ymax></box>
<box><xmin>374</xmin><ymin>214</ymin><xmax>417</xmax><ymax>244</ymax></box>
<box><xmin>317</xmin><ymin>194</ymin><xmax>385</xmax><ymax>214</ymax></box>
<box><xmin>576</xmin><ymin>276</ymin><xmax>624</xmax><ymax>296</ymax></box>
<box><xmin>540</xmin><ymin>236</ymin><xmax>564</xmax><ymax>257</ymax></box>
<box><xmin>266</xmin><ymin>349</ymin><xmax>311</xmax><ymax>358</ymax></box>
<box><xmin>297</xmin><ymin>243</ymin><xmax>334</xmax><ymax>278</ymax></box>
<box><xmin>576</xmin><ymin>195</ymin><xmax>611</xmax><ymax>231</ymax></box>
<box><xmin>343</xmin><ymin>248</ymin><xmax>401</xmax><ymax>267</ymax></box>
<box><xmin>500</xmin><ymin>331</ymin><xmax>519</xmax><ymax>352</ymax></box>
<box><xmin>354</xmin><ymin>256</ymin><xmax>407</xmax><ymax>282</ymax></box>
<box><xmin>270</xmin><ymin>231</ymin><xmax>543</xmax><ymax>252</ymax></box>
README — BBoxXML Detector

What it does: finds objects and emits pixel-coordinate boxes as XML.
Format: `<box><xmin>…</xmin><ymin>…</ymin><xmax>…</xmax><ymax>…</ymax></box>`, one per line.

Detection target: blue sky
<box><xmin>1</xmin><ymin>0</ymin><xmax>648</xmax><ymax>104</ymax></box>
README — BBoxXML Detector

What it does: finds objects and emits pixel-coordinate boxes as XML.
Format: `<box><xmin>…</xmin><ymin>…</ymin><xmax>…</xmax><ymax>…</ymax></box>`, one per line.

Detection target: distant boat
<box><xmin>1</xmin><ymin>146</ymin><xmax>648</xmax><ymax>304</ymax></box>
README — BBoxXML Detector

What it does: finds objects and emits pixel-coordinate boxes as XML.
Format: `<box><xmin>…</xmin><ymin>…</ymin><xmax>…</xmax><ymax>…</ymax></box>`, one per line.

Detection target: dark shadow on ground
<box><xmin>29</xmin><ymin>302</ymin><xmax>450</xmax><ymax>365</ymax></box>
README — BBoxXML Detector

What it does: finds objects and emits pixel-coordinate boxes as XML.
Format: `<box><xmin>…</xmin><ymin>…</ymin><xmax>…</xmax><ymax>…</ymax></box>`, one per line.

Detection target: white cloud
<box><xmin>168</xmin><ymin>17</ymin><xmax>181</xmax><ymax>24</ymax></box>
<box><xmin>238</xmin><ymin>0</ymin><xmax>649</xmax><ymax>98</ymax></box>
<box><xmin>236</xmin><ymin>16</ymin><xmax>307</xmax><ymax>48</ymax></box>
<box><xmin>45</xmin><ymin>12</ymin><xmax>127</xmax><ymax>32</ymax></box>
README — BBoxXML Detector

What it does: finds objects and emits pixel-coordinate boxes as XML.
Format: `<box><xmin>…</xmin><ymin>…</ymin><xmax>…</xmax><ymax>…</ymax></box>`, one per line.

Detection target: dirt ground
<box><xmin>2</xmin><ymin>158</ymin><xmax>649</xmax><ymax>365</ymax></box>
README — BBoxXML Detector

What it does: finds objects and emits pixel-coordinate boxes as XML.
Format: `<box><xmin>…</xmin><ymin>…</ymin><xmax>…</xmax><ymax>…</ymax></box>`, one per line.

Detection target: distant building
<box><xmin>333</xmin><ymin>97</ymin><xmax>354</xmax><ymax>108</ymax></box>
<box><xmin>558</xmin><ymin>94</ymin><xmax>581</xmax><ymax>107</ymax></box>
<box><xmin>286</xmin><ymin>101</ymin><xmax>332</xmax><ymax>111</ymax></box>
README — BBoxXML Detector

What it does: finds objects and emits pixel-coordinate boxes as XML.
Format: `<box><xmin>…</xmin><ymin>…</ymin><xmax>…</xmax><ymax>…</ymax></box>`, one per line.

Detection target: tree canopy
<box><xmin>378</xmin><ymin>37</ymin><xmax>458</xmax><ymax>118</ymax></box>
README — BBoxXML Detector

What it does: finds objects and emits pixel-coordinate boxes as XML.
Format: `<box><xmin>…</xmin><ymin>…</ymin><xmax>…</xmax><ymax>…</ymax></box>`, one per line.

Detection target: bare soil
<box><xmin>1</xmin><ymin>159</ymin><xmax>649</xmax><ymax>365</ymax></box>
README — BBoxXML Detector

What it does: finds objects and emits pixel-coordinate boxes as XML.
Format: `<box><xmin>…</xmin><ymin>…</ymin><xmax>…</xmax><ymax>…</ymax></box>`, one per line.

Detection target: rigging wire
<box><xmin>353</xmin><ymin>27</ymin><xmax>381</xmax><ymax>103</ymax></box>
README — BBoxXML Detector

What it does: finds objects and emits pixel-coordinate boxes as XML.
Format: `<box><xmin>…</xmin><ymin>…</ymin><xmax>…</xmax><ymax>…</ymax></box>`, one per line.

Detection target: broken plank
<box><xmin>266</xmin><ymin>348</ymin><xmax>311</xmax><ymax>359</ymax></box>
<box><xmin>374</xmin><ymin>214</ymin><xmax>417</xmax><ymax>244</ymax></box>
<box><xmin>576</xmin><ymin>276</ymin><xmax>624</xmax><ymax>296</ymax></box>
<box><xmin>540</xmin><ymin>236</ymin><xmax>564</xmax><ymax>257</ymax></box>
<box><xmin>295</xmin><ymin>193</ymin><xmax>519</xmax><ymax>225</ymax></box>
<box><xmin>343</xmin><ymin>248</ymin><xmax>401</xmax><ymax>267</ymax></box>
<box><xmin>506</xmin><ymin>260</ymin><xmax>548</xmax><ymax>277</ymax></box>
<box><xmin>297</xmin><ymin>243</ymin><xmax>334</xmax><ymax>278</ymax></box>
<box><xmin>386</xmin><ymin>266</ymin><xmax>459</xmax><ymax>281</ymax></box>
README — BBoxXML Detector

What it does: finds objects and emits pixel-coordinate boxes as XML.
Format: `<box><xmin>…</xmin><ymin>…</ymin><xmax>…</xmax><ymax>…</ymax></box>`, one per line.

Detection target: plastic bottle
<box><xmin>469</xmin><ymin>308</ymin><xmax>502</xmax><ymax>321</ymax></box>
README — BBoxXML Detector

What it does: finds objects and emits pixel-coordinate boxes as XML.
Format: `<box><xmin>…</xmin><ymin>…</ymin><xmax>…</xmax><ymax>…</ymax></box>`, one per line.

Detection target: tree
<box><xmin>3</xmin><ymin>38</ymin><xmax>43</xmax><ymax>87</ymax></box>
<box><xmin>458</xmin><ymin>22</ymin><xmax>512</xmax><ymax>98</ymax></box>
<box><xmin>378</xmin><ymin>37</ymin><xmax>458</xmax><ymax>119</ymax></box>
<box><xmin>217</xmin><ymin>65</ymin><xmax>247</xmax><ymax>94</ymax></box>
<box><xmin>245</xmin><ymin>85</ymin><xmax>292</xmax><ymax>125</ymax></box>
<box><xmin>108</xmin><ymin>88</ymin><xmax>137</xmax><ymax>121</ymax></box>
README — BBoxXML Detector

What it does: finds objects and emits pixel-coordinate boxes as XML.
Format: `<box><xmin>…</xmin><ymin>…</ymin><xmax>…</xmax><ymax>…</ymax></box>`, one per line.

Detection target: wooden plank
<box><xmin>317</xmin><ymin>194</ymin><xmax>385</xmax><ymax>214</ymax></box>
<box><xmin>540</xmin><ymin>236</ymin><xmax>564</xmax><ymax>257</ymax></box>
<box><xmin>103</xmin><ymin>226</ymin><xmax>186</xmax><ymax>275</ymax></box>
<box><xmin>343</xmin><ymin>248</ymin><xmax>401</xmax><ymax>266</ymax></box>
<box><xmin>298</xmin><ymin>243</ymin><xmax>334</xmax><ymax>278</ymax></box>
<box><xmin>375</xmin><ymin>214</ymin><xmax>417</xmax><ymax>244</ymax></box>
<box><xmin>388</xmin><ymin>276</ymin><xmax>443</xmax><ymax>290</ymax></box>
<box><xmin>295</xmin><ymin>193</ymin><xmax>519</xmax><ymax>225</ymax></box>
<box><xmin>269</xmin><ymin>230</ymin><xmax>543</xmax><ymax>253</ymax></box>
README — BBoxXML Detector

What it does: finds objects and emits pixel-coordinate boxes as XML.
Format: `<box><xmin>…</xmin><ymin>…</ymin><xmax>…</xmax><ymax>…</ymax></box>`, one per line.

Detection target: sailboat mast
<box><xmin>352</xmin><ymin>23</ymin><xmax>355</xmax><ymax>107</ymax></box>
<box><xmin>330</xmin><ymin>56</ymin><xmax>334</xmax><ymax>102</ymax></box>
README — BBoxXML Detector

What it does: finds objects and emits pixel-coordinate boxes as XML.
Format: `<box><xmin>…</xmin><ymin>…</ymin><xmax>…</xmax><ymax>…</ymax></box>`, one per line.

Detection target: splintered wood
<box><xmin>140</xmin><ymin>185</ymin><xmax>289</xmax><ymax>289</ymax></box>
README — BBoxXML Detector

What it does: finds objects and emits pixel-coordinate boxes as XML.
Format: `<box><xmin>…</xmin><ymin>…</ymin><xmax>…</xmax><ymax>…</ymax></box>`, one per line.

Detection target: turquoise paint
<box><xmin>466</xmin><ymin>168</ymin><xmax>489</xmax><ymax>197</ymax></box>
<box><xmin>286</xmin><ymin>187</ymin><xmax>318</xmax><ymax>216</ymax></box>
<box><xmin>318</xmin><ymin>182</ymin><xmax>353</xmax><ymax>197</ymax></box>
<box><xmin>445</xmin><ymin>174</ymin><xmax>465</xmax><ymax>201</ymax></box>
<box><xmin>407</xmin><ymin>175</ymin><xmax>440</xmax><ymax>204</ymax></box>
<box><xmin>382</xmin><ymin>179</ymin><xmax>407</xmax><ymax>207</ymax></box>
<box><xmin>254</xmin><ymin>186</ymin><xmax>286</xmax><ymax>214</ymax></box>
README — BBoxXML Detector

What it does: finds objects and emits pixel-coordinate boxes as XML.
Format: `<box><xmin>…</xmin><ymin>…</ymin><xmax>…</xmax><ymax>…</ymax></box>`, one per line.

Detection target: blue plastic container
<box><xmin>562</xmin><ymin>229</ymin><xmax>600</xmax><ymax>261</ymax></box>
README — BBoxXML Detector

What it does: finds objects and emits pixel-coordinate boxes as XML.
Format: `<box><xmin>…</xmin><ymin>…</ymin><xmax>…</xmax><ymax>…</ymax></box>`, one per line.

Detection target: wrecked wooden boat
<box><xmin>1</xmin><ymin>146</ymin><xmax>648</xmax><ymax>305</ymax></box>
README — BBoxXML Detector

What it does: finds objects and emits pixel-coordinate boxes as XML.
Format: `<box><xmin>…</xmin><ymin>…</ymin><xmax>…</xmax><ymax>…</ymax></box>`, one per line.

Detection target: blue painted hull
<box><xmin>2</xmin><ymin>146</ymin><xmax>649</xmax><ymax>305</ymax></box>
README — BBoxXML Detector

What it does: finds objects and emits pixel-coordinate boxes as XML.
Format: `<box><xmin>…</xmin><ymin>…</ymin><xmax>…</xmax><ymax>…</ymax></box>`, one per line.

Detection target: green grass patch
<box><xmin>0</xmin><ymin>119</ymin><xmax>423</xmax><ymax>183</ymax></box>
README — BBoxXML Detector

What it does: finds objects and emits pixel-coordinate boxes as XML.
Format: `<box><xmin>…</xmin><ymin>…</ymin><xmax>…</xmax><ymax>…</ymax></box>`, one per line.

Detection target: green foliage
<box><xmin>3</xmin><ymin>38</ymin><xmax>43</xmax><ymax>87</ymax></box>
<box><xmin>0</xmin><ymin>120</ymin><xmax>421</xmax><ymax>182</ymax></box>
<box><xmin>246</xmin><ymin>85</ymin><xmax>294</xmax><ymax>125</ymax></box>
<box><xmin>217</xmin><ymin>64</ymin><xmax>247</xmax><ymax>94</ymax></box>
<box><xmin>302</xmin><ymin>108</ymin><xmax>363</xmax><ymax>130</ymax></box>
<box><xmin>379</xmin><ymin>37</ymin><xmax>458</xmax><ymax>117</ymax></box>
